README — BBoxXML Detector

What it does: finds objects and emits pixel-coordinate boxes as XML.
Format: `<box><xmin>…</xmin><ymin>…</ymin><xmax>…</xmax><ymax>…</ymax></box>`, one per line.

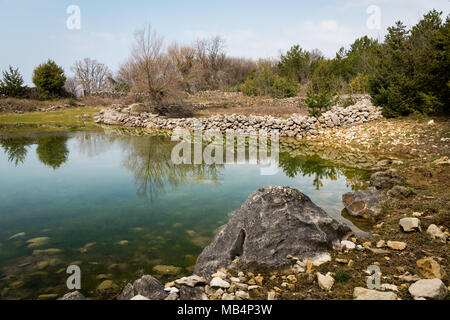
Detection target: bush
<box><xmin>369</xmin><ymin>10</ymin><xmax>449</xmax><ymax>117</ymax></box>
<box><xmin>0</xmin><ymin>66</ymin><xmax>26</xmax><ymax>97</ymax></box>
<box><xmin>32</xmin><ymin>59</ymin><xmax>67</xmax><ymax>100</ymax></box>
<box><xmin>305</xmin><ymin>91</ymin><xmax>336</xmax><ymax>117</ymax></box>
<box><xmin>239</xmin><ymin>65</ymin><xmax>298</xmax><ymax>98</ymax></box>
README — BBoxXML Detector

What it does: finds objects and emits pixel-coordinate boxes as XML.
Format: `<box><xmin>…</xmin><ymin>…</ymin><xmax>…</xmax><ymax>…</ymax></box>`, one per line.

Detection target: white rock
<box><xmin>310</xmin><ymin>252</ymin><xmax>332</xmax><ymax>266</ymax></box>
<box><xmin>210</xmin><ymin>277</ymin><xmax>230</xmax><ymax>289</ymax></box>
<box><xmin>409</xmin><ymin>279</ymin><xmax>448</xmax><ymax>300</ymax></box>
<box><xmin>341</xmin><ymin>240</ymin><xmax>356</xmax><ymax>250</ymax></box>
<box><xmin>175</xmin><ymin>275</ymin><xmax>206</xmax><ymax>287</ymax></box>
<box><xmin>222</xmin><ymin>293</ymin><xmax>235</xmax><ymax>300</ymax></box>
<box><xmin>353</xmin><ymin>287</ymin><xmax>398</xmax><ymax>300</ymax></box>
<box><xmin>399</xmin><ymin>218</ymin><xmax>421</xmax><ymax>232</ymax></box>
<box><xmin>130</xmin><ymin>295</ymin><xmax>150</xmax><ymax>300</ymax></box>
<box><xmin>212</xmin><ymin>271</ymin><xmax>227</xmax><ymax>279</ymax></box>
<box><xmin>381</xmin><ymin>284</ymin><xmax>398</xmax><ymax>292</ymax></box>
<box><xmin>235</xmin><ymin>290</ymin><xmax>250</xmax><ymax>300</ymax></box>
<box><xmin>317</xmin><ymin>272</ymin><xmax>335</xmax><ymax>291</ymax></box>
<box><xmin>426</xmin><ymin>224</ymin><xmax>447</xmax><ymax>240</ymax></box>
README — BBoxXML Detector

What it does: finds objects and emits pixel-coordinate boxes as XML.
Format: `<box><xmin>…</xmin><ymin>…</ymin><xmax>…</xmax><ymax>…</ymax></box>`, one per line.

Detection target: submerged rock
<box><xmin>342</xmin><ymin>189</ymin><xmax>386</xmax><ymax>221</ymax></box>
<box><xmin>194</xmin><ymin>186</ymin><xmax>350</xmax><ymax>277</ymax></box>
<box><xmin>26</xmin><ymin>237</ymin><xmax>50</xmax><ymax>248</ymax></box>
<box><xmin>153</xmin><ymin>265</ymin><xmax>182</xmax><ymax>276</ymax></box>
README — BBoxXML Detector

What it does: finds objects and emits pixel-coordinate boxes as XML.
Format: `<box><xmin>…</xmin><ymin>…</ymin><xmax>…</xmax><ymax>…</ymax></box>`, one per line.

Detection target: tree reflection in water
<box><xmin>0</xmin><ymin>128</ymin><xmax>369</xmax><ymax>199</ymax></box>
<box><xmin>120</xmin><ymin>134</ymin><xmax>222</xmax><ymax>200</ymax></box>
<box><xmin>0</xmin><ymin>137</ymin><xmax>33</xmax><ymax>166</ymax></box>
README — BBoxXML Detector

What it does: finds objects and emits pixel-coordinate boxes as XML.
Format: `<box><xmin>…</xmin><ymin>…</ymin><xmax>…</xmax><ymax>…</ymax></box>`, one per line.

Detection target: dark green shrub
<box><xmin>305</xmin><ymin>91</ymin><xmax>336</xmax><ymax>117</ymax></box>
<box><xmin>369</xmin><ymin>10</ymin><xmax>449</xmax><ymax>117</ymax></box>
<box><xmin>0</xmin><ymin>66</ymin><xmax>25</xmax><ymax>97</ymax></box>
<box><xmin>332</xmin><ymin>271</ymin><xmax>351</xmax><ymax>283</ymax></box>
<box><xmin>32</xmin><ymin>59</ymin><xmax>67</xmax><ymax>100</ymax></box>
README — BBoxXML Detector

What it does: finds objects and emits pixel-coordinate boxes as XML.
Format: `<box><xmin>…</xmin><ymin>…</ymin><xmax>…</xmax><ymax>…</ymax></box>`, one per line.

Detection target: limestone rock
<box><xmin>387</xmin><ymin>186</ymin><xmax>414</xmax><ymax>198</ymax></box>
<box><xmin>387</xmin><ymin>241</ymin><xmax>407</xmax><ymax>251</ymax></box>
<box><xmin>409</xmin><ymin>279</ymin><xmax>448</xmax><ymax>300</ymax></box>
<box><xmin>130</xmin><ymin>295</ymin><xmax>150</xmax><ymax>300</ymax></box>
<box><xmin>210</xmin><ymin>277</ymin><xmax>230</xmax><ymax>289</ymax></box>
<box><xmin>195</xmin><ymin>187</ymin><xmax>350</xmax><ymax>277</ymax></box>
<box><xmin>317</xmin><ymin>272</ymin><xmax>335</xmax><ymax>291</ymax></box>
<box><xmin>426</xmin><ymin>224</ymin><xmax>447</xmax><ymax>240</ymax></box>
<box><xmin>179</xmin><ymin>286</ymin><xmax>206</xmax><ymax>300</ymax></box>
<box><xmin>58</xmin><ymin>291</ymin><xmax>86</xmax><ymax>300</ymax></box>
<box><xmin>399</xmin><ymin>217</ymin><xmax>421</xmax><ymax>232</ymax></box>
<box><xmin>416</xmin><ymin>258</ymin><xmax>447</xmax><ymax>280</ymax></box>
<box><xmin>353</xmin><ymin>287</ymin><xmax>398</xmax><ymax>300</ymax></box>
<box><xmin>342</xmin><ymin>189</ymin><xmax>386</xmax><ymax>221</ymax></box>
<box><xmin>117</xmin><ymin>275</ymin><xmax>167</xmax><ymax>300</ymax></box>
<box><xmin>369</xmin><ymin>171</ymin><xmax>405</xmax><ymax>190</ymax></box>
<box><xmin>175</xmin><ymin>275</ymin><xmax>206</xmax><ymax>288</ymax></box>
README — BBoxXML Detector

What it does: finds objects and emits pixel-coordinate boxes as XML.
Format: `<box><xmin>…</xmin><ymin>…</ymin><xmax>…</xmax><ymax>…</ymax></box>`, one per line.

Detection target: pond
<box><xmin>0</xmin><ymin>126</ymin><xmax>372</xmax><ymax>299</ymax></box>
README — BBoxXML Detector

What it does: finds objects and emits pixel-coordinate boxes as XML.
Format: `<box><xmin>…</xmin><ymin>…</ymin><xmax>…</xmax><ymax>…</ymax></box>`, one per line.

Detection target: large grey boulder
<box><xmin>117</xmin><ymin>275</ymin><xmax>167</xmax><ymax>300</ymax></box>
<box><xmin>342</xmin><ymin>189</ymin><xmax>386</xmax><ymax>221</ymax></box>
<box><xmin>194</xmin><ymin>186</ymin><xmax>351</xmax><ymax>277</ymax></box>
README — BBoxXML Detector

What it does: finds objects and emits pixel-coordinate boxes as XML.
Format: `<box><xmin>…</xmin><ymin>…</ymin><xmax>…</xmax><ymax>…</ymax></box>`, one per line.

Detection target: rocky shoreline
<box><xmin>62</xmin><ymin>167</ymin><xmax>449</xmax><ymax>300</ymax></box>
<box><xmin>93</xmin><ymin>97</ymin><xmax>383</xmax><ymax>138</ymax></box>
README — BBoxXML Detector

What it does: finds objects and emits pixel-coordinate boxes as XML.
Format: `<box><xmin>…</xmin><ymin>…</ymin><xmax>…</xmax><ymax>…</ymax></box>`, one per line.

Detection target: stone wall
<box><xmin>94</xmin><ymin>97</ymin><xmax>383</xmax><ymax>138</ymax></box>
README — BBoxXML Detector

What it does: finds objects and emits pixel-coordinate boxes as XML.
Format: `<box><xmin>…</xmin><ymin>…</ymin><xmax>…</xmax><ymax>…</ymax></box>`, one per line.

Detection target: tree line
<box><xmin>0</xmin><ymin>10</ymin><xmax>448</xmax><ymax>117</ymax></box>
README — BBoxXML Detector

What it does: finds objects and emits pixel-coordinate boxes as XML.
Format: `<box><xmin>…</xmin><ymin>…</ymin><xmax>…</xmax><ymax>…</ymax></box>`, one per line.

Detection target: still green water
<box><xmin>0</xmin><ymin>126</ymin><xmax>370</xmax><ymax>299</ymax></box>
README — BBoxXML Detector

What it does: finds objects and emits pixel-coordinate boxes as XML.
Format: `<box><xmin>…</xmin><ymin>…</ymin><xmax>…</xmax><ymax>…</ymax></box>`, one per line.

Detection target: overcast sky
<box><xmin>1</xmin><ymin>0</ymin><xmax>448</xmax><ymax>85</ymax></box>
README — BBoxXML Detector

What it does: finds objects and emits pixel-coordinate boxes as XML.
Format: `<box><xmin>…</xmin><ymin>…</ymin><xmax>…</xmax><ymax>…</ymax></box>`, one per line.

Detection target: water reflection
<box><xmin>0</xmin><ymin>129</ymin><xmax>370</xmax><ymax>197</ymax></box>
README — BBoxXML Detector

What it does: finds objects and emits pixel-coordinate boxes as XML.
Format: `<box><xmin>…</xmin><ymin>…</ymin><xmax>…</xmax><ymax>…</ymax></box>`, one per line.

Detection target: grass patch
<box><xmin>0</xmin><ymin>107</ymin><xmax>100</xmax><ymax>127</ymax></box>
<box><xmin>332</xmin><ymin>271</ymin><xmax>352</xmax><ymax>283</ymax></box>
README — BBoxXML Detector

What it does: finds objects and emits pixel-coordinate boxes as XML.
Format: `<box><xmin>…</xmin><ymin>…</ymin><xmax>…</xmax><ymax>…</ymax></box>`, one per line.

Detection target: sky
<box><xmin>0</xmin><ymin>0</ymin><xmax>449</xmax><ymax>85</ymax></box>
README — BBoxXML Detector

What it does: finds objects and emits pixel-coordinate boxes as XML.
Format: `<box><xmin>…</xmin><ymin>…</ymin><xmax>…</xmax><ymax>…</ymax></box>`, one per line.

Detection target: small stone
<box><xmin>58</xmin><ymin>291</ymin><xmax>85</xmax><ymax>300</ymax></box>
<box><xmin>175</xmin><ymin>275</ymin><xmax>206</xmax><ymax>287</ymax></box>
<box><xmin>387</xmin><ymin>241</ymin><xmax>407</xmax><ymax>251</ymax></box>
<box><xmin>341</xmin><ymin>240</ymin><xmax>356</xmax><ymax>250</ymax></box>
<box><xmin>376</xmin><ymin>240</ymin><xmax>385</xmax><ymax>248</ymax></box>
<box><xmin>235</xmin><ymin>290</ymin><xmax>250</xmax><ymax>300</ymax></box>
<box><xmin>413</xmin><ymin>212</ymin><xmax>423</xmax><ymax>217</ymax></box>
<box><xmin>210</xmin><ymin>277</ymin><xmax>230</xmax><ymax>289</ymax></box>
<box><xmin>409</xmin><ymin>279</ymin><xmax>448</xmax><ymax>300</ymax></box>
<box><xmin>131</xmin><ymin>295</ymin><xmax>150</xmax><ymax>300</ymax></box>
<box><xmin>381</xmin><ymin>284</ymin><xmax>398</xmax><ymax>292</ymax></box>
<box><xmin>426</xmin><ymin>224</ymin><xmax>447</xmax><ymax>240</ymax></box>
<box><xmin>222</xmin><ymin>293</ymin><xmax>235</xmax><ymax>300</ymax></box>
<box><xmin>267</xmin><ymin>291</ymin><xmax>276</xmax><ymax>300</ymax></box>
<box><xmin>399</xmin><ymin>218</ymin><xmax>421</xmax><ymax>232</ymax></box>
<box><xmin>353</xmin><ymin>287</ymin><xmax>398</xmax><ymax>300</ymax></box>
<box><xmin>317</xmin><ymin>272</ymin><xmax>335</xmax><ymax>291</ymax></box>
<box><xmin>416</xmin><ymin>258</ymin><xmax>447</xmax><ymax>280</ymax></box>
<box><xmin>212</xmin><ymin>271</ymin><xmax>227</xmax><ymax>279</ymax></box>
<box><xmin>336</xmin><ymin>258</ymin><xmax>349</xmax><ymax>264</ymax></box>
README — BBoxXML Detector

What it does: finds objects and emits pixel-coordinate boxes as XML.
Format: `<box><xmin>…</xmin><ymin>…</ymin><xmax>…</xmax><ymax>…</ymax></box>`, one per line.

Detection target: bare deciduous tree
<box><xmin>72</xmin><ymin>58</ymin><xmax>111</xmax><ymax>96</ymax></box>
<box><xmin>126</xmin><ymin>26</ymin><xmax>183</xmax><ymax>105</ymax></box>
